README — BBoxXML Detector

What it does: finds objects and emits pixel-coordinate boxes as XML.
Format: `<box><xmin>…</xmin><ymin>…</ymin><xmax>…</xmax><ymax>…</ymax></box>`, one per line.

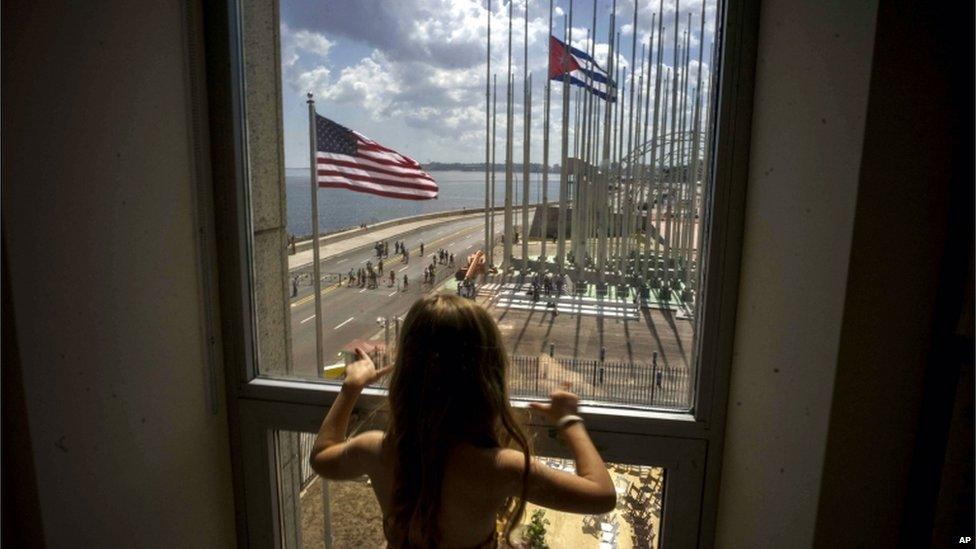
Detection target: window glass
<box><xmin>279</xmin><ymin>431</ymin><xmax>664</xmax><ymax>548</ymax></box>
<box><xmin>252</xmin><ymin>0</ymin><xmax>720</xmax><ymax>413</ymax></box>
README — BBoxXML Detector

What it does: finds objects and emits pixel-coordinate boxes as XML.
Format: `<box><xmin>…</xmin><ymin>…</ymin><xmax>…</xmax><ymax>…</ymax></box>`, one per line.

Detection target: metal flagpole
<box><xmin>504</xmin><ymin>0</ymin><xmax>514</xmax><ymax>272</ymax></box>
<box><xmin>624</xmin><ymin>43</ymin><xmax>647</xmax><ymax>282</ymax></box>
<box><xmin>485</xmin><ymin>0</ymin><xmax>491</xmax><ymax>268</ymax></box>
<box><xmin>674</xmin><ymin>23</ymin><xmax>690</xmax><ymax>287</ymax></box>
<box><xmin>597</xmin><ymin>0</ymin><xmax>617</xmax><ymax>289</ymax></box>
<box><xmin>521</xmin><ymin>1</ymin><xmax>530</xmax><ymax>275</ymax></box>
<box><xmin>685</xmin><ymin>1</ymin><xmax>706</xmax><ymax>301</ymax></box>
<box><xmin>620</xmin><ymin>0</ymin><xmax>639</xmax><ymax>277</ymax></box>
<box><xmin>540</xmin><ymin>0</ymin><xmax>553</xmax><ymax>272</ymax></box>
<box><xmin>557</xmin><ymin>5</ymin><xmax>572</xmax><ymax>277</ymax></box>
<box><xmin>663</xmin><ymin>0</ymin><xmax>680</xmax><ymax>294</ymax></box>
<box><xmin>640</xmin><ymin>15</ymin><xmax>658</xmax><ymax>280</ymax></box>
<box><xmin>650</xmin><ymin>6</ymin><xmax>665</xmax><ymax>283</ymax></box>
<box><xmin>307</xmin><ymin>94</ymin><xmax>325</xmax><ymax>376</ymax></box>
<box><xmin>490</xmin><ymin>74</ymin><xmax>498</xmax><ymax>268</ymax></box>
<box><xmin>613</xmin><ymin>33</ymin><xmax>623</xmax><ymax>271</ymax></box>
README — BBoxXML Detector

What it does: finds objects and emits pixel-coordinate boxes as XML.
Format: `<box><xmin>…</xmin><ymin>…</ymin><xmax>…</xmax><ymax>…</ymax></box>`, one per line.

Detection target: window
<box><xmin>204</xmin><ymin>0</ymin><xmax>757</xmax><ymax>545</ymax></box>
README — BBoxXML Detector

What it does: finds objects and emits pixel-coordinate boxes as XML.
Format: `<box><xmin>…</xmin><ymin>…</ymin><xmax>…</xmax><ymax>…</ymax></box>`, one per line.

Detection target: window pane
<box><xmin>250</xmin><ymin>0</ymin><xmax>720</xmax><ymax>411</ymax></box>
<box><xmin>279</xmin><ymin>431</ymin><xmax>664</xmax><ymax>548</ymax></box>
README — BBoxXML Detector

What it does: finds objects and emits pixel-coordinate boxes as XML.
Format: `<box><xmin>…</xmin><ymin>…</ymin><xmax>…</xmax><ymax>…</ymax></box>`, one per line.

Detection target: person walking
<box><xmin>403</xmin><ymin>274</ymin><xmax>409</xmax><ymax>291</ymax></box>
<box><xmin>389</xmin><ymin>270</ymin><xmax>396</xmax><ymax>288</ymax></box>
<box><xmin>420</xmin><ymin>242</ymin><xmax>425</xmax><ymax>256</ymax></box>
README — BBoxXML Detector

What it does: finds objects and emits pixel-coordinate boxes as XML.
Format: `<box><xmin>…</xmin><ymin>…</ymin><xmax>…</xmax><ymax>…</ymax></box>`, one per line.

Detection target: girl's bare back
<box><xmin>362</xmin><ymin>433</ymin><xmax>508</xmax><ymax>547</ymax></box>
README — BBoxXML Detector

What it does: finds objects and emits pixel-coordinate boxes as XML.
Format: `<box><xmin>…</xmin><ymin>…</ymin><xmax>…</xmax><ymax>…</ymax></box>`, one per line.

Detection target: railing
<box><xmin>508</xmin><ymin>355</ymin><xmax>693</xmax><ymax>410</ymax></box>
<box><xmin>298</xmin><ymin>353</ymin><xmax>692</xmax><ymax>487</ymax></box>
<box><xmin>299</xmin><ymin>432</ymin><xmax>316</xmax><ymax>489</ymax></box>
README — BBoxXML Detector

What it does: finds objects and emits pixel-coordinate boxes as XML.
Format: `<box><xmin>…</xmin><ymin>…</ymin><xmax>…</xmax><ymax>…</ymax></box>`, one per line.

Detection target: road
<box><xmin>288</xmin><ymin>213</ymin><xmax>503</xmax><ymax>377</ymax></box>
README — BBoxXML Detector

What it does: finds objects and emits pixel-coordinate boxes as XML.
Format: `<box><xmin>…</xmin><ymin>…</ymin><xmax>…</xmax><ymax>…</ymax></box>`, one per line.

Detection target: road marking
<box><xmin>336</xmin><ymin>258</ymin><xmax>348</xmax><ymax>264</ymax></box>
<box><xmin>448</xmin><ymin>241</ymin><xmax>456</xmax><ymax>247</ymax></box>
<box><xmin>359</xmin><ymin>288</ymin><xmax>367</xmax><ymax>293</ymax></box>
<box><xmin>398</xmin><ymin>266</ymin><xmax>410</xmax><ymax>272</ymax></box>
<box><xmin>300</xmin><ymin>315</ymin><xmax>315</xmax><ymax>324</ymax></box>
<box><xmin>290</xmin><ymin>284</ymin><xmax>340</xmax><ymax>308</ymax></box>
<box><xmin>387</xmin><ymin>291</ymin><xmax>397</xmax><ymax>297</ymax></box>
<box><xmin>334</xmin><ymin>317</ymin><xmax>355</xmax><ymax>330</ymax></box>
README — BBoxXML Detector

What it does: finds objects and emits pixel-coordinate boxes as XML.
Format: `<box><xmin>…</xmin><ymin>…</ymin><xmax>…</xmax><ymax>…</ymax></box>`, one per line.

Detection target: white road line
<box><xmin>448</xmin><ymin>241</ymin><xmax>456</xmax><ymax>247</ymax></box>
<box><xmin>398</xmin><ymin>266</ymin><xmax>410</xmax><ymax>272</ymax></box>
<box><xmin>334</xmin><ymin>317</ymin><xmax>355</xmax><ymax>330</ymax></box>
<box><xmin>300</xmin><ymin>315</ymin><xmax>315</xmax><ymax>324</ymax></box>
<box><xmin>388</xmin><ymin>291</ymin><xmax>398</xmax><ymax>297</ymax></box>
<box><xmin>359</xmin><ymin>288</ymin><xmax>367</xmax><ymax>293</ymax></box>
<box><xmin>336</xmin><ymin>258</ymin><xmax>347</xmax><ymax>264</ymax></box>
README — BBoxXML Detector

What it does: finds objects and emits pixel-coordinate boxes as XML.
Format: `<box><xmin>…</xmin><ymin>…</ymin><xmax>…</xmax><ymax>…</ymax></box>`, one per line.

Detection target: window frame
<box><xmin>200</xmin><ymin>0</ymin><xmax>759</xmax><ymax>545</ymax></box>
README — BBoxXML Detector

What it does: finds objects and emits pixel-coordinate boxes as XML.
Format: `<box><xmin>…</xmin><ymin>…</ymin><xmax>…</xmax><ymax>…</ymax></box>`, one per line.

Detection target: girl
<box><xmin>309</xmin><ymin>294</ymin><xmax>616</xmax><ymax>547</ymax></box>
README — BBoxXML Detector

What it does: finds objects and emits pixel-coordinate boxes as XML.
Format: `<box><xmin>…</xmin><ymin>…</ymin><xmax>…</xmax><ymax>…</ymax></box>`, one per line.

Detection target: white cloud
<box><xmin>281</xmin><ymin>0</ymin><xmax>718</xmax><ymax>163</ymax></box>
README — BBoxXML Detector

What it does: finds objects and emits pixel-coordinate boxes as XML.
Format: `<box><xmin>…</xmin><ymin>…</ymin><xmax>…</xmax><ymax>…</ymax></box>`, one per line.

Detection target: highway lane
<box><xmin>287</xmin><ymin>213</ymin><xmax>501</xmax><ymax>377</ymax></box>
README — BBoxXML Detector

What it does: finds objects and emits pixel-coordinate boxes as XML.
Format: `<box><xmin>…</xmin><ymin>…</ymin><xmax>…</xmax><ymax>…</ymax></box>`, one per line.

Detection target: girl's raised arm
<box><xmin>309</xmin><ymin>348</ymin><xmax>391</xmax><ymax>479</ymax></box>
<box><xmin>496</xmin><ymin>388</ymin><xmax>616</xmax><ymax>514</ymax></box>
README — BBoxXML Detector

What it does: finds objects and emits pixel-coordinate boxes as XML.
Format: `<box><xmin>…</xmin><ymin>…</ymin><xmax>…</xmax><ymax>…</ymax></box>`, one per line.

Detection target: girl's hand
<box><xmin>342</xmin><ymin>347</ymin><xmax>392</xmax><ymax>392</ymax></box>
<box><xmin>529</xmin><ymin>382</ymin><xmax>580</xmax><ymax>423</ymax></box>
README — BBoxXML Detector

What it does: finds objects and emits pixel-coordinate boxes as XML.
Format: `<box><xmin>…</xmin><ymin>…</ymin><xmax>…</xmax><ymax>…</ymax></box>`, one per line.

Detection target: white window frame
<box><xmin>199</xmin><ymin>0</ymin><xmax>760</xmax><ymax>545</ymax></box>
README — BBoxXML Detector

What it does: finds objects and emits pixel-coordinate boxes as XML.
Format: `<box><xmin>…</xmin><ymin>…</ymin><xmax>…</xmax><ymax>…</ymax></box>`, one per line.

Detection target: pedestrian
<box><xmin>291</xmin><ymin>276</ymin><xmax>298</xmax><ymax>297</ymax></box>
<box><xmin>348</xmin><ymin>268</ymin><xmax>355</xmax><ymax>286</ymax></box>
<box><xmin>403</xmin><ymin>274</ymin><xmax>409</xmax><ymax>291</ymax></box>
<box><xmin>420</xmin><ymin>242</ymin><xmax>425</xmax><ymax>256</ymax></box>
<box><xmin>389</xmin><ymin>270</ymin><xmax>395</xmax><ymax>287</ymax></box>
<box><xmin>378</xmin><ymin>259</ymin><xmax>384</xmax><ymax>274</ymax></box>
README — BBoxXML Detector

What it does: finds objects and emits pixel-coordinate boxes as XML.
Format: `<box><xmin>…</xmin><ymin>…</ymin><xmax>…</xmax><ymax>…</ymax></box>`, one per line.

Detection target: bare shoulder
<box><xmin>492</xmin><ymin>448</ymin><xmax>535</xmax><ymax>495</ymax></box>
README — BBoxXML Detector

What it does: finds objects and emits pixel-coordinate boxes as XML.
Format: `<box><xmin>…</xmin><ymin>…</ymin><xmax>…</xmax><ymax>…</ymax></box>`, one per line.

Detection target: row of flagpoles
<box><xmin>485</xmin><ymin>0</ymin><xmax>714</xmax><ymax>305</ymax></box>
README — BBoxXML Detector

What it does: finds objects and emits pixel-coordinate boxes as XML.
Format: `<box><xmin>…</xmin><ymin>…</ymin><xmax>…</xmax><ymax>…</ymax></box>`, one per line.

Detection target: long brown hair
<box><xmin>384</xmin><ymin>294</ymin><xmax>531</xmax><ymax>547</ymax></box>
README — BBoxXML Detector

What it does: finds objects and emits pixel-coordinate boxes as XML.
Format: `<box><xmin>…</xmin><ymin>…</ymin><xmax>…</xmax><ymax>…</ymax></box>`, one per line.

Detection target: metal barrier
<box><xmin>508</xmin><ymin>355</ymin><xmax>693</xmax><ymax>410</ymax></box>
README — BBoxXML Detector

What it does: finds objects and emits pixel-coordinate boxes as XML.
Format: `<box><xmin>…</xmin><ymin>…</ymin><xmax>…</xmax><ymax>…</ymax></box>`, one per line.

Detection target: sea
<box><xmin>285</xmin><ymin>168</ymin><xmax>550</xmax><ymax>237</ymax></box>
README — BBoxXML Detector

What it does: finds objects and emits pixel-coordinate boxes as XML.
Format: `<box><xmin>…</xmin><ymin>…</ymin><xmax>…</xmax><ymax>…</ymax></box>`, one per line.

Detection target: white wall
<box><xmin>3</xmin><ymin>1</ymin><xmax>236</xmax><ymax>546</ymax></box>
<box><xmin>715</xmin><ymin>0</ymin><xmax>878</xmax><ymax>546</ymax></box>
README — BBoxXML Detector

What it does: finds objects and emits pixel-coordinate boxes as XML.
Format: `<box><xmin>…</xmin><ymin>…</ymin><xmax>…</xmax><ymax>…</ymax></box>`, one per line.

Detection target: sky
<box><xmin>279</xmin><ymin>0</ymin><xmax>718</xmax><ymax>168</ymax></box>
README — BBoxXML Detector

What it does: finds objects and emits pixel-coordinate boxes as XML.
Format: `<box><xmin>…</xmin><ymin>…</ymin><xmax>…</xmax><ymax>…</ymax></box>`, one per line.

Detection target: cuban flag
<box><xmin>548</xmin><ymin>35</ymin><xmax>618</xmax><ymax>102</ymax></box>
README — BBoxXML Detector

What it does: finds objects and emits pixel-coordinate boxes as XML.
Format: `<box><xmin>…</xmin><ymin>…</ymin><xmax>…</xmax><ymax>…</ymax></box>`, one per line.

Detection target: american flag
<box><xmin>314</xmin><ymin>114</ymin><xmax>438</xmax><ymax>200</ymax></box>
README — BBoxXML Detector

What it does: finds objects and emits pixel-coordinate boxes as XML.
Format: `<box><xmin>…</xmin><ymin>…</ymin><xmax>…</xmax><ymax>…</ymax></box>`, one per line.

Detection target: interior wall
<box><xmin>2</xmin><ymin>1</ymin><xmax>236</xmax><ymax>546</ymax></box>
<box><xmin>813</xmin><ymin>2</ymin><xmax>974</xmax><ymax>546</ymax></box>
<box><xmin>714</xmin><ymin>0</ymin><xmax>878</xmax><ymax>546</ymax></box>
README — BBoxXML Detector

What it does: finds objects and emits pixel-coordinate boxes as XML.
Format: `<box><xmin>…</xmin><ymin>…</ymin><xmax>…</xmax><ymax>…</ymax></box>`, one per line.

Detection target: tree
<box><xmin>521</xmin><ymin>509</ymin><xmax>550</xmax><ymax>549</ymax></box>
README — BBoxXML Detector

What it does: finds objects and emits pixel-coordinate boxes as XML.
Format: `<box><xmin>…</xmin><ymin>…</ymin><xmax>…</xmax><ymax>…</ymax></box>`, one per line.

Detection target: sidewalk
<box><xmin>287</xmin><ymin>210</ymin><xmax>486</xmax><ymax>271</ymax></box>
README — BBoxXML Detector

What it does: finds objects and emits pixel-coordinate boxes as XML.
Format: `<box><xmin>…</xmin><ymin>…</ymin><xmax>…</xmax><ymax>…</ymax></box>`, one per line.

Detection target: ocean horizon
<box><xmin>284</xmin><ymin>168</ymin><xmax>547</xmax><ymax>237</ymax></box>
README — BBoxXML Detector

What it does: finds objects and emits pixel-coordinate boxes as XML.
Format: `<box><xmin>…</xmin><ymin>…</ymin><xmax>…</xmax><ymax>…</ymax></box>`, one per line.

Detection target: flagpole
<box><xmin>521</xmin><ymin>1</ymin><xmax>530</xmax><ymax>276</ymax></box>
<box><xmin>556</xmin><ymin>5</ymin><xmax>572</xmax><ymax>277</ymax></box>
<box><xmin>685</xmin><ymin>1</ymin><xmax>706</xmax><ymax>301</ymax></box>
<box><xmin>504</xmin><ymin>0</ymin><xmax>514</xmax><ymax>273</ymax></box>
<box><xmin>491</xmin><ymin>73</ymin><xmax>498</xmax><ymax>269</ymax></box>
<box><xmin>631</xmin><ymin>41</ymin><xmax>646</xmax><ymax>283</ymax></box>
<box><xmin>663</xmin><ymin>1</ymin><xmax>680</xmax><ymax>296</ymax></box>
<box><xmin>650</xmin><ymin>4</ymin><xmax>665</xmax><ymax>284</ymax></box>
<box><xmin>540</xmin><ymin>0</ymin><xmax>553</xmax><ymax>273</ymax></box>
<box><xmin>613</xmin><ymin>32</ymin><xmax>623</xmax><ymax>272</ymax></box>
<box><xmin>307</xmin><ymin>93</ymin><xmax>325</xmax><ymax>377</ymax></box>
<box><xmin>681</xmin><ymin>18</ymin><xmax>694</xmax><ymax>293</ymax></box>
<box><xmin>639</xmin><ymin>18</ymin><xmax>656</xmax><ymax>281</ymax></box>
<box><xmin>484</xmin><ymin>0</ymin><xmax>491</xmax><ymax>273</ymax></box>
